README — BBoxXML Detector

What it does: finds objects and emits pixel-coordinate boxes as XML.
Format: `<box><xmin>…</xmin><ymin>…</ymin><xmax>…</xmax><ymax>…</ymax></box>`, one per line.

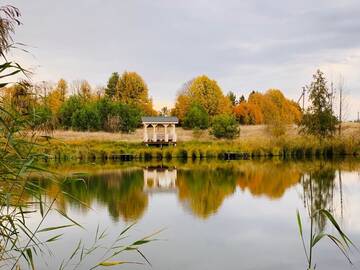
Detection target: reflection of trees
<box><xmin>301</xmin><ymin>165</ymin><xmax>336</xmax><ymax>232</ymax></box>
<box><xmin>236</xmin><ymin>163</ymin><xmax>301</xmax><ymax>199</ymax></box>
<box><xmin>177</xmin><ymin>169</ymin><xmax>236</xmax><ymax>219</ymax></box>
<box><xmin>31</xmin><ymin>170</ymin><xmax>148</xmax><ymax>222</ymax></box>
<box><xmin>66</xmin><ymin>170</ymin><xmax>148</xmax><ymax>221</ymax></box>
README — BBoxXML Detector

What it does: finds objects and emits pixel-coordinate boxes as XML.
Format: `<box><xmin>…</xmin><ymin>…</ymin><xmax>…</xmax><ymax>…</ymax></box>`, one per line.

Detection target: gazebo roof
<box><xmin>141</xmin><ymin>116</ymin><xmax>179</xmax><ymax>124</ymax></box>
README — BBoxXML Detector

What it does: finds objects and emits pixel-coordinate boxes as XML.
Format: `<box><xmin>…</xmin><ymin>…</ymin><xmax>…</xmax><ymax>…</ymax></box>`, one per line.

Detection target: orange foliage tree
<box><xmin>233</xmin><ymin>89</ymin><xmax>302</xmax><ymax>125</ymax></box>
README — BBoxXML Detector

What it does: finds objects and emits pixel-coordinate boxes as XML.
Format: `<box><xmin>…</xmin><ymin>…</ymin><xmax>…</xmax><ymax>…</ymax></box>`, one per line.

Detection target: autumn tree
<box><xmin>47</xmin><ymin>79</ymin><xmax>68</xmax><ymax>115</ymax></box>
<box><xmin>105</xmin><ymin>72</ymin><xmax>119</xmax><ymax>98</ymax></box>
<box><xmin>233</xmin><ymin>89</ymin><xmax>302</xmax><ymax>127</ymax></box>
<box><xmin>173</xmin><ymin>75</ymin><xmax>232</xmax><ymax>123</ymax></box>
<box><xmin>299</xmin><ymin>70</ymin><xmax>337</xmax><ymax>139</ymax></box>
<box><xmin>57</xmin><ymin>78</ymin><xmax>67</xmax><ymax>102</ymax></box>
<box><xmin>80</xmin><ymin>80</ymin><xmax>91</xmax><ymax>100</ymax></box>
<box><xmin>234</xmin><ymin>102</ymin><xmax>263</xmax><ymax>124</ymax></box>
<box><xmin>115</xmin><ymin>71</ymin><xmax>155</xmax><ymax>115</ymax></box>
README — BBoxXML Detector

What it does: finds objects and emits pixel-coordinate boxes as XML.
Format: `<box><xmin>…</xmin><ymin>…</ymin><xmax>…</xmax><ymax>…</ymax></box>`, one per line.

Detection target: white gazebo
<box><xmin>141</xmin><ymin>116</ymin><xmax>179</xmax><ymax>145</ymax></box>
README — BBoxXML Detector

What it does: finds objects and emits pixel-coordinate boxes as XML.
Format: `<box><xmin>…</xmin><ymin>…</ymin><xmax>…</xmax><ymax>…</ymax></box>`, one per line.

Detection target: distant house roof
<box><xmin>141</xmin><ymin>116</ymin><xmax>179</xmax><ymax>124</ymax></box>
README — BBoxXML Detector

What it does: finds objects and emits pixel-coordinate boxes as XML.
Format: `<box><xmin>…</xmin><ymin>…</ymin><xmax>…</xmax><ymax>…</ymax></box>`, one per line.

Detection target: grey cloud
<box><xmin>7</xmin><ymin>0</ymin><xmax>360</xmax><ymax>117</ymax></box>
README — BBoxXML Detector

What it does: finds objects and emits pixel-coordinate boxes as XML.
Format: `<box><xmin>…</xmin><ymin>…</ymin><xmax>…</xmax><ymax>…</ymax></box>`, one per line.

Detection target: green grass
<box><xmin>36</xmin><ymin>135</ymin><xmax>360</xmax><ymax>162</ymax></box>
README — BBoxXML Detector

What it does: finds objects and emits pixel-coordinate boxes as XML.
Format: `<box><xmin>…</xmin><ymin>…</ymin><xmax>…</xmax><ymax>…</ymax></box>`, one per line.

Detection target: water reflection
<box><xmin>24</xmin><ymin>160</ymin><xmax>360</xmax><ymax>270</ymax></box>
<box><xmin>29</xmin><ymin>160</ymin><xmax>358</xmax><ymax>225</ymax></box>
<box><xmin>236</xmin><ymin>162</ymin><xmax>301</xmax><ymax>199</ymax></box>
<box><xmin>143</xmin><ymin>167</ymin><xmax>177</xmax><ymax>193</ymax></box>
<box><xmin>301</xmin><ymin>165</ymin><xmax>337</xmax><ymax>231</ymax></box>
<box><xmin>177</xmin><ymin>168</ymin><xmax>237</xmax><ymax>218</ymax></box>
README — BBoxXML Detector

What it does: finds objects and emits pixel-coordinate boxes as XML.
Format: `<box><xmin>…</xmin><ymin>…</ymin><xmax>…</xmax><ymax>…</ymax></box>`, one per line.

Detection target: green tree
<box><xmin>300</xmin><ymin>70</ymin><xmax>337</xmax><ymax>139</ymax></box>
<box><xmin>59</xmin><ymin>95</ymin><xmax>82</xmax><ymax>128</ymax></box>
<box><xmin>159</xmin><ymin>106</ymin><xmax>169</xmax><ymax>116</ymax></box>
<box><xmin>95</xmin><ymin>97</ymin><xmax>112</xmax><ymax>128</ymax></box>
<box><xmin>71</xmin><ymin>103</ymin><xmax>101</xmax><ymax>131</ymax></box>
<box><xmin>105</xmin><ymin>72</ymin><xmax>119</xmax><ymax>98</ymax></box>
<box><xmin>210</xmin><ymin>114</ymin><xmax>240</xmax><ymax>139</ymax></box>
<box><xmin>109</xmin><ymin>103</ymin><xmax>142</xmax><ymax>132</ymax></box>
<box><xmin>238</xmin><ymin>95</ymin><xmax>246</xmax><ymax>103</ymax></box>
<box><xmin>227</xmin><ymin>91</ymin><xmax>237</xmax><ymax>106</ymax></box>
<box><xmin>183</xmin><ymin>103</ymin><xmax>209</xmax><ymax>129</ymax></box>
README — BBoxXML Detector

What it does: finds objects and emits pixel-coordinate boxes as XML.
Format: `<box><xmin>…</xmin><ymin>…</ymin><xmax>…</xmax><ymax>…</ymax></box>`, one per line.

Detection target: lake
<box><xmin>25</xmin><ymin>159</ymin><xmax>360</xmax><ymax>270</ymax></box>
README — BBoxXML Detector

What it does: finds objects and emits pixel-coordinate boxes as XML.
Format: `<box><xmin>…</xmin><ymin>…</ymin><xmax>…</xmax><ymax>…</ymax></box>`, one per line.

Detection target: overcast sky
<box><xmin>8</xmin><ymin>0</ymin><xmax>360</xmax><ymax>119</ymax></box>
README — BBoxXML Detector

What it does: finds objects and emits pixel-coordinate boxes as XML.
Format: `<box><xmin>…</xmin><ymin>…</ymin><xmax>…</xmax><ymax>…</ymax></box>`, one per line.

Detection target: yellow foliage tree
<box><xmin>47</xmin><ymin>79</ymin><xmax>68</xmax><ymax>117</ymax></box>
<box><xmin>116</xmin><ymin>71</ymin><xmax>155</xmax><ymax>115</ymax></box>
<box><xmin>173</xmin><ymin>75</ymin><xmax>232</xmax><ymax>122</ymax></box>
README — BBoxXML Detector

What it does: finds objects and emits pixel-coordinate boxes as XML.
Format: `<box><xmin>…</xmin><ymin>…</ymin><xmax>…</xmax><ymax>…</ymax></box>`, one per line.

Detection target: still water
<box><xmin>27</xmin><ymin>160</ymin><xmax>360</xmax><ymax>270</ymax></box>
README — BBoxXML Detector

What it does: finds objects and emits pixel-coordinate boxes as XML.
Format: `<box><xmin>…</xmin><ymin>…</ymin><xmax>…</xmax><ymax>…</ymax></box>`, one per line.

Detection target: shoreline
<box><xmin>37</xmin><ymin>135</ymin><xmax>360</xmax><ymax>162</ymax></box>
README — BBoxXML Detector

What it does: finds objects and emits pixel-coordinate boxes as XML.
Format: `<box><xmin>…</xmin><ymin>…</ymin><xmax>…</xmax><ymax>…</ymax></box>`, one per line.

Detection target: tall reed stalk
<box><xmin>297</xmin><ymin>174</ymin><xmax>357</xmax><ymax>270</ymax></box>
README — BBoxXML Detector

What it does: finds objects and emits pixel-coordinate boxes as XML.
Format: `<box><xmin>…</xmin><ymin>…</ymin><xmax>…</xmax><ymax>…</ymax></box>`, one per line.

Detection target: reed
<box><xmin>297</xmin><ymin>173</ymin><xmax>358</xmax><ymax>269</ymax></box>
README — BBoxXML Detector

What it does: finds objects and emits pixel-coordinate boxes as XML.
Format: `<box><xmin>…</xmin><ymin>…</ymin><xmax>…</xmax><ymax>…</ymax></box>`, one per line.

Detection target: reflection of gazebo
<box><xmin>143</xmin><ymin>167</ymin><xmax>177</xmax><ymax>193</ymax></box>
<box><xmin>141</xmin><ymin>116</ymin><xmax>179</xmax><ymax>146</ymax></box>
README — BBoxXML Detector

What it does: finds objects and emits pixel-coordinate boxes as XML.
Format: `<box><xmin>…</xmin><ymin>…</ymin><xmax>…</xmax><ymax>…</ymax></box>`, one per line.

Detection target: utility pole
<box><xmin>358</xmin><ymin>111</ymin><xmax>359</xmax><ymax>122</ymax></box>
<box><xmin>302</xmin><ymin>87</ymin><xmax>305</xmax><ymax>111</ymax></box>
<box><xmin>330</xmin><ymin>82</ymin><xmax>334</xmax><ymax>114</ymax></box>
<box><xmin>298</xmin><ymin>87</ymin><xmax>306</xmax><ymax>111</ymax></box>
<box><xmin>330</xmin><ymin>81</ymin><xmax>335</xmax><ymax>136</ymax></box>
<box><xmin>339</xmin><ymin>82</ymin><xmax>343</xmax><ymax>136</ymax></box>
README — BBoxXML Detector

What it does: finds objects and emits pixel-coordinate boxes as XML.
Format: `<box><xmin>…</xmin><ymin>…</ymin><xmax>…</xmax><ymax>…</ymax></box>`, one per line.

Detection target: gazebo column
<box><xmin>171</xmin><ymin>124</ymin><xmax>177</xmax><ymax>142</ymax></box>
<box><xmin>143</xmin><ymin>124</ymin><xmax>149</xmax><ymax>142</ymax></box>
<box><xmin>152</xmin><ymin>124</ymin><xmax>157</xmax><ymax>142</ymax></box>
<box><xmin>164</xmin><ymin>124</ymin><xmax>169</xmax><ymax>142</ymax></box>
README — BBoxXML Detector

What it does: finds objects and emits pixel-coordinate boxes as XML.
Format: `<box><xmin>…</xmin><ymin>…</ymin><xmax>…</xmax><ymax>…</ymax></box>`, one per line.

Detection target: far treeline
<box><xmin>1</xmin><ymin>69</ymin><xmax>344</xmax><ymax>139</ymax></box>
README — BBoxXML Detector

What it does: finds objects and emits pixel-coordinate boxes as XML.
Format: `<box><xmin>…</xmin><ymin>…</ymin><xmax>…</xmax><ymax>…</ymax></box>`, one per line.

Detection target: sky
<box><xmin>8</xmin><ymin>0</ymin><xmax>360</xmax><ymax>119</ymax></box>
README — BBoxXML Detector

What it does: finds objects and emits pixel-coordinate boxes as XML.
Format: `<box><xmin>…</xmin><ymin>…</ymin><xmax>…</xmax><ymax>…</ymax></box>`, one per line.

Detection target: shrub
<box><xmin>210</xmin><ymin>114</ymin><xmax>240</xmax><ymax>139</ymax></box>
<box><xmin>183</xmin><ymin>103</ymin><xmax>209</xmax><ymax>129</ymax></box>
<box><xmin>96</xmin><ymin>97</ymin><xmax>113</xmax><ymax>127</ymax></box>
<box><xmin>60</xmin><ymin>96</ymin><xmax>142</xmax><ymax>132</ymax></box>
<box><xmin>59</xmin><ymin>95</ymin><xmax>82</xmax><ymax>128</ymax></box>
<box><xmin>71</xmin><ymin>104</ymin><xmax>101</xmax><ymax>131</ymax></box>
<box><xmin>109</xmin><ymin>103</ymin><xmax>141</xmax><ymax>132</ymax></box>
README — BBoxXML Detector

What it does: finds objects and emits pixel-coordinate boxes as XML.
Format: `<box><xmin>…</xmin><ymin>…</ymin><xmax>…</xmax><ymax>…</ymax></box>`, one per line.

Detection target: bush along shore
<box><xmin>37</xmin><ymin>136</ymin><xmax>360</xmax><ymax>162</ymax></box>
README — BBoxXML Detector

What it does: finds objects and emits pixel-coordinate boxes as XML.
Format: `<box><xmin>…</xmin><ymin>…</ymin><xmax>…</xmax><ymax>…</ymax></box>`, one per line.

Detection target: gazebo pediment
<box><xmin>141</xmin><ymin>116</ymin><xmax>179</xmax><ymax>125</ymax></box>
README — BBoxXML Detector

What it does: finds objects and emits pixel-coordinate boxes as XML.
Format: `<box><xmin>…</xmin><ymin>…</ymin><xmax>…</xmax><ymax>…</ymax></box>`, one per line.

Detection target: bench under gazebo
<box><xmin>141</xmin><ymin>116</ymin><xmax>179</xmax><ymax>146</ymax></box>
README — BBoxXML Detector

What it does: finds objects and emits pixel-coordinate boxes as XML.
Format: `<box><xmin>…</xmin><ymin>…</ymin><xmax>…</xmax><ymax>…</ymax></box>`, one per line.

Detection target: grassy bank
<box><xmin>37</xmin><ymin>135</ymin><xmax>360</xmax><ymax>162</ymax></box>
